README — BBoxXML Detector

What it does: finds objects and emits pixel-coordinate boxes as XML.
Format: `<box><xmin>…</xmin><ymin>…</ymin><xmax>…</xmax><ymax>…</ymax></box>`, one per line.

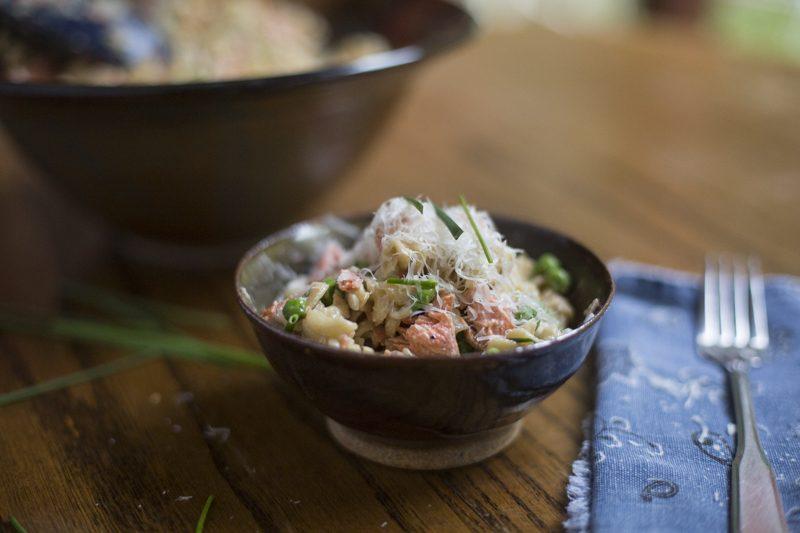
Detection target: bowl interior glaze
<box><xmin>236</xmin><ymin>214</ymin><xmax>614</xmax><ymax>444</ymax></box>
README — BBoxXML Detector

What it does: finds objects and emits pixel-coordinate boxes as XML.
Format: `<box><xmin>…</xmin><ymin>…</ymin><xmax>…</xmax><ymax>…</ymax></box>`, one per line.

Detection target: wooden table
<box><xmin>1</xmin><ymin>25</ymin><xmax>799</xmax><ymax>532</ymax></box>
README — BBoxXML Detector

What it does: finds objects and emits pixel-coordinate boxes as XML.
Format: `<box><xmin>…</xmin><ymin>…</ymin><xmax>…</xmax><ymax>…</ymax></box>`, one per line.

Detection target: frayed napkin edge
<box><xmin>564</xmin><ymin>414</ymin><xmax>594</xmax><ymax>533</ymax></box>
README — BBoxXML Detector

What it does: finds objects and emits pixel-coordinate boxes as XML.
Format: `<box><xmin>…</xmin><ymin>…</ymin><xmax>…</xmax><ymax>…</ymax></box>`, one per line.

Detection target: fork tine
<box><xmin>718</xmin><ymin>255</ymin><xmax>735</xmax><ymax>347</ymax></box>
<box><xmin>698</xmin><ymin>254</ymin><xmax>720</xmax><ymax>347</ymax></box>
<box><xmin>748</xmin><ymin>256</ymin><xmax>769</xmax><ymax>350</ymax></box>
<box><xmin>733</xmin><ymin>256</ymin><xmax>751</xmax><ymax>348</ymax></box>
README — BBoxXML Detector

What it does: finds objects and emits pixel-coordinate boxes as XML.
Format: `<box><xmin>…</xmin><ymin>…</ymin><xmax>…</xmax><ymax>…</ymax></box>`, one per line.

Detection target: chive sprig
<box><xmin>459</xmin><ymin>195</ymin><xmax>493</xmax><ymax>264</ymax></box>
<box><xmin>386</xmin><ymin>278</ymin><xmax>437</xmax><ymax>289</ymax></box>
<box><xmin>195</xmin><ymin>495</ymin><xmax>215</xmax><ymax>533</ymax></box>
<box><xmin>403</xmin><ymin>196</ymin><xmax>464</xmax><ymax>240</ymax></box>
<box><xmin>10</xmin><ymin>516</ymin><xmax>27</xmax><ymax>533</ymax></box>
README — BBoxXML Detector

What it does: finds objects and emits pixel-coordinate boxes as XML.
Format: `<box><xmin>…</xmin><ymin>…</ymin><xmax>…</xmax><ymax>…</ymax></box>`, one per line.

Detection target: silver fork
<box><xmin>697</xmin><ymin>255</ymin><xmax>788</xmax><ymax>533</ymax></box>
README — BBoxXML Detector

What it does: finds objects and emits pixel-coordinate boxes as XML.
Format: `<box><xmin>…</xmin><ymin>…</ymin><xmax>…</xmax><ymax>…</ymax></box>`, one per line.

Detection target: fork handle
<box><xmin>729</xmin><ymin>368</ymin><xmax>788</xmax><ymax>533</ymax></box>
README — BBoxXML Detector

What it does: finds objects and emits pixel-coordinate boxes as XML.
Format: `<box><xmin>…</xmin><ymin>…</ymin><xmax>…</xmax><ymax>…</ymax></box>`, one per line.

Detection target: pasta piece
<box><xmin>302</xmin><ymin>307</ymin><xmax>357</xmax><ymax>344</ymax></box>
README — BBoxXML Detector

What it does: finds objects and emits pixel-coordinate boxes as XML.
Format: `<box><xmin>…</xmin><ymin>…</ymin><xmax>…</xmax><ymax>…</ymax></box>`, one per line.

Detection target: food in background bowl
<box><xmin>0</xmin><ymin>0</ymin><xmax>474</xmax><ymax>254</ymax></box>
<box><xmin>260</xmin><ymin>196</ymin><xmax>598</xmax><ymax>356</ymax></box>
<box><xmin>1</xmin><ymin>0</ymin><xmax>389</xmax><ymax>85</ymax></box>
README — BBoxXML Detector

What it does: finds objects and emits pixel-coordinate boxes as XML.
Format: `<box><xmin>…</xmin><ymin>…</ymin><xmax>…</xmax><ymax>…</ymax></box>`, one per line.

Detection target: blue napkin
<box><xmin>565</xmin><ymin>261</ymin><xmax>800</xmax><ymax>532</ymax></box>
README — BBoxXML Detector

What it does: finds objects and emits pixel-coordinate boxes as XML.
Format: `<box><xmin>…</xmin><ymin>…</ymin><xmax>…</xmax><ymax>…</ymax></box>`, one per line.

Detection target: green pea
<box><xmin>321</xmin><ymin>278</ymin><xmax>336</xmax><ymax>306</ymax></box>
<box><xmin>534</xmin><ymin>253</ymin><xmax>561</xmax><ymax>275</ymax></box>
<box><xmin>514</xmin><ymin>307</ymin><xmax>537</xmax><ymax>321</ymax></box>
<box><xmin>282</xmin><ymin>298</ymin><xmax>307</xmax><ymax>322</ymax></box>
<box><xmin>546</xmin><ymin>268</ymin><xmax>571</xmax><ymax>294</ymax></box>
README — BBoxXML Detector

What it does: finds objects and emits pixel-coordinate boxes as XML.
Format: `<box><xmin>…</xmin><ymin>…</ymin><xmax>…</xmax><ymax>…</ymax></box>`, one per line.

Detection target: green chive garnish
<box><xmin>62</xmin><ymin>281</ymin><xmax>231</xmax><ymax>330</ymax></box>
<box><xmin>433</xmin><ymin>202</ymin><xmax>464</xmax><ymax>240</ymax></box>
<box><xmin>0</xmin><ymin>352</ymin><xmax>155</xmax><ymax>408</ymax></box>
<box><xmin>0</xmin><ymin>312</ymin><xmax>269</xmax><ymax>370</ymax></box>
<box><xmin>459</xmin><ymin>195</ymin><xmax>493</xmax><ymax>263</ymax></box>
<box><xmin>411</xmin><ymin>286</ymin><xmax>436</xmax><ymax>311</ymax></box>
<box><xmin>403</xmin><ymin>196</ymin><xmax>464</xmax><ymax>239</ymax></box>
<box><xmin>386</xmin><ymin>278</ymin><xmax>437</xmax><ymax>290</ymax></box>
<box><xmin>9</xmin><ymin>516</ymin><xmax>27</xmax><ymax>533</ymax></box>
<box><xmin>195</xmin><ymin>495</ymin><xmax>215</xmax><ymax>533</ymax></box>
<box><xmin>403</xmin><ymin>196</ymin><xmax>424</xmax><ymax>213</ymax></box>
<box><xmin>511</xmin><ymin>337</ymin><xmax>535</xmax><ymax>344</ymax></box>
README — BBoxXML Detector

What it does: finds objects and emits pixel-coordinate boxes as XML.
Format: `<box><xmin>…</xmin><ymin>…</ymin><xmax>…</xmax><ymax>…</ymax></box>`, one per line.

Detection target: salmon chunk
<box><xmin>403</xmin><ymin>311</ymin><xmax>458</xmax><ymax>357</ymax></box>
<box><xmin>384</xmin><ymin>335</ymin><xmax>410</xmax><ymax>353</ymax></box>
<box><xmin>437</xmin><ymin>292</ymin><xmax>457</xmax><ymax>312</ymax></box>
<box><xmin>468</xmin><ymin>302</ymin><xmax>514</xmax><ymax>339</ymax></box>
<box><xmin>261</xmin><ymin>299</ymin><xmax>285</xmax><ymax>322</ymax></box>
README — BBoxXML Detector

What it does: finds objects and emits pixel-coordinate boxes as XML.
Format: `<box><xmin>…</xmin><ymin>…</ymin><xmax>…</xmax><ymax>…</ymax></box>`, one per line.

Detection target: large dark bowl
<box><xmin>235</xmin><ymin>214</ymin><xmax>614</xmax><ymax>469</ymax></box>
<box><xmin>0</xmin><ymin>0</ymin><xmax>473</xmax><ymax>251</ymax></box>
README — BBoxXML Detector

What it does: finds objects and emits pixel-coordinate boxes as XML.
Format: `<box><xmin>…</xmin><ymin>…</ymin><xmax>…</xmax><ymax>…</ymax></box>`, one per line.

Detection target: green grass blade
<box><xmin>195</xmin><ymin>495</ymin><xmax>215</xmax><ymax>533</ymax></box>
<box><xmin>0</xmin><ymin>312</ymin><xmax>268</xmax><ymax>370</ymax></box>
<box><xmin>0</xmin><ymin>352</ymin><xmax>155</xmax><ymax>408</ymax></box>
<box><xmin>9</xmin><ymin>516</ymin><xmax>27</xmax><ymax>533</ymax></box>
<box><xmin>63</xmin><ymin>281</ymin><xmax>231</xmax><ymax>330</ymax></box>
<box><xmin>459</xmin><ymin>195</ymin><xmax>493</xmax><ymax>264</ymax></box>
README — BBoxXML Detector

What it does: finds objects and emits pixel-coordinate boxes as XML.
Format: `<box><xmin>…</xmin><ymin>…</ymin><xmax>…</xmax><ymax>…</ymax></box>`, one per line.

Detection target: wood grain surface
<box><xmin>1</xmin><ymin>24</ymin><xmax>799</xmax><ymax>532</ymax></box>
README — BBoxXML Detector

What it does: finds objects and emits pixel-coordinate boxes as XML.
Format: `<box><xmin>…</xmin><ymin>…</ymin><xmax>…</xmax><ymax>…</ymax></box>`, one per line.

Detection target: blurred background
<box><xmin>0</xmin><ymin>0</ymin><xmax>798</xmax><ymax>291</ymax></box>
<box><xmin>471</xmin><ymin>0</ymin><xmax>800</xmax><ymax>62</ymax></box>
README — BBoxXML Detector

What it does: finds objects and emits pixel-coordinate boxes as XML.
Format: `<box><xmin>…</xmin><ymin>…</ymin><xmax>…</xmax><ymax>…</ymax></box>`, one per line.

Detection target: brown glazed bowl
<box><xmin>0</xmin><ymin>0</ymin><xmax>473</xmax><ymax>258</ymax></box>
<box><xmin>235</xmin><ymin>214</ymin><xmax>614</xmax><ymax>469</ymax></box>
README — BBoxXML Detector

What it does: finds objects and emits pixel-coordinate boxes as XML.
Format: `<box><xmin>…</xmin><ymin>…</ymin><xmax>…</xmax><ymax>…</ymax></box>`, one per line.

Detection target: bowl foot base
<box><xmin>326</xmin><ymin>419</ymin><xmax>522</xmax><ymax>470</ymax></box>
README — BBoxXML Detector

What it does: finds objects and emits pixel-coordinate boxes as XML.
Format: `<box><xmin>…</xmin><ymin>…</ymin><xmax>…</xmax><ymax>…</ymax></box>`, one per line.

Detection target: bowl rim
<box><xmin>234</xmin><ymin>211</ymin><xmax>616</xmax><ymax>366</ymax></box>
<box><xmin>0</xmin><ymin>0</ymin><xmax>474</xmax><ymax>99</ymax></box>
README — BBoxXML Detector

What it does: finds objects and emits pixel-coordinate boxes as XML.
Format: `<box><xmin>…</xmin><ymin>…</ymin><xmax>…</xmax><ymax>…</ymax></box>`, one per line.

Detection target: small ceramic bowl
<box><xmin>236</xmin><ymin>214</ymin><xmax>614</xmax><ymax>469</ymax></box>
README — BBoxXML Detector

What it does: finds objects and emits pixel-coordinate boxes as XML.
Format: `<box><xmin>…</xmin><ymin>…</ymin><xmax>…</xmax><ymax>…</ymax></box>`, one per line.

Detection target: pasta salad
<box><xmin>261</xmin><ymin>196</ymin><xmax>575</xmax><ymax>357</ymax></box>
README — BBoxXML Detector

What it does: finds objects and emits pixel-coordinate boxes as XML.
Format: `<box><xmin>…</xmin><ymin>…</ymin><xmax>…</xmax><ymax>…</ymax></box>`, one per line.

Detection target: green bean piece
<box><xmin>546</xmin><ymin>268</ymin><xmax>571</xmax><ymax>294</ymax></box>
<box><xmin>485</xmin><ymin>347</ymin><xmax>500</xmax><ymax>354</ymax></box>
<box><xmin>321</xmin><ymin>277</ymin><xmax>336</xmax><ymax>306</ymax></box>
<box><xmin>282</xmin><ymin>298</ymin><xmax>307</xmax><ymax>321</ymax></box>
<box><xmin>285</xmin><ymin>314</ymin><xmax>300</xmax><ymax>332</ymax></box>
<box><xmin>534</xmin><ymin>253</ymin><xmax>560</xmax><ymax>275</ymax></box>
<box><xmin>283</xmin><ymin>298</ymin><xmax>307</xmax><ymax>332</ymax></box>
